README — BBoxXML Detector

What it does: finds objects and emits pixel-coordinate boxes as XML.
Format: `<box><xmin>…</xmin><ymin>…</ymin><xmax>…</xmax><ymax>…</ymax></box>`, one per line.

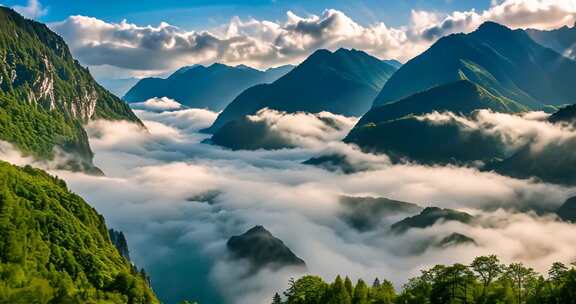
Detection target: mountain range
<box><xmin>124</xmin><ymin>63</ymin><xmax>293</xmax><ymax>110</ymax></box>
<box><xmin>0</xmin><ymin>7</ymin><xmax>142</xmax><ymax>172</ymax></box>
<box><xmin>204</xmin><ymin>48</ymin><xmax>399</xmax><ymax>133</ymax></box>
<box><xmin>373</xmin><ymin>21</ymin><xmax>576</xmax><ymax>110</ymax></box>
<box><xmin>331</xmin><ymin>22</ymin><xmax>576</xmax><ymax>181</ymax></box>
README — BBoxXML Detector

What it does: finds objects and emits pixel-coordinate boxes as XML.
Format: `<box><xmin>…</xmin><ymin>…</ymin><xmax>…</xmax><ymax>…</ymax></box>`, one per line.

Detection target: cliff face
<box><xmin>0</xmin><ymin>7</ymin><xmax>142</xmax><ymax>171</ymax></box>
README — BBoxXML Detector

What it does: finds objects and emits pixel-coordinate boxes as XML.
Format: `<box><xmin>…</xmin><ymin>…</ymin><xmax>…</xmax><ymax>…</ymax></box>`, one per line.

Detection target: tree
<box><xmin>352</xmin><ymin>279</ymin><xmax>368</xmax><ymax>304</ymax></box>
<box><xmin>471</xmin><ymin>255</ymin><xmax>503</xmax><ymax>301</ymax></box>
<box><xmin>372</xmin><ymin>279</ymin><xmax>396</xmax><ymax>304</ymax></box>
<box><xmin>328</xmin><ymin>276</ymin><xmax>352</xmax><ymax>304</ymax></box>
<box><xmin>548</xmin><ymin>262</ymin><xmax>568</xmax><ymax>282</ymax></box>
<box><xmin>344</xmin><ymin>276</ymin><xmax>354</xmax><ymax>296</ymax></box>
<box><xmin>506</xmin><ymin>263</ymin><xmax>536</xmax><ymax>304</ymax></box>
<box><xmin>272</xmin><ymin>292</ymin><xmax>283</xmax><ymax>304</ymax></box>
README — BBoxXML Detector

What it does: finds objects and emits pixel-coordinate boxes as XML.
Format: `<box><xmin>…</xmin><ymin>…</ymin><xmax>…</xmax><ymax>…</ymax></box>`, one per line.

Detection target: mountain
<box><xmin>435</xmin><ymin>233</ymin><xmax>477</xmax><ymax>248</ymax></box>
<box><xmin>549</xmin><ymin>104</ymin><xmax>576</xmax><ymax>124</ymax></box>
<box><xmin>372</xmin><ymin>21</ymin><xmax>576</xmax><ymax>110</ymax></box>
<box><xmin>227</xmin><ymin>225</ymin><xmax>306</xmax><ymax>271</ymax></box>
<box><xmin>390</xmin><ymin>207</ymin><xmax>474</xmax><ymax>234</ymax></box>
<box><xmin>557</xmin><ymin>196</ymin><xmax>576</xmax><ymax>222</ymax></box>
<box><xmin>338</xmin><ymin>196</ymin><xmax>422</xmax><ymax>232</ymax></box>
<box><xmin>357</xmin><ymin>80</ymin><xmax>527</xmax><ymax>127</ymax></box>
<box><xmin>527</xmin><ymin>23</ymin><xmax>576</xmax><ymax>60</ymax></box>
<box><xmin>0</xmin><ymin>7</ymin><xmax>142</xmax><ymax>172</ymax></box>
<box><xmin>342</xmin><ymin>80</ymin><xmax>525</xmax><ymax>164</ymax></box>
<box><xmin>123</xmin><ymin>63</ymin><xmax>293</xmax><ymax>110</ymax></box>
<box><xmin>204</xmin><ymin>48</ymin><xmax>399</xmax><ymax>133</ymax></box>
<box><xmin>0</xmin><ymin>161</ymin><xmax>158</xmax><ymax>303</ymax></box>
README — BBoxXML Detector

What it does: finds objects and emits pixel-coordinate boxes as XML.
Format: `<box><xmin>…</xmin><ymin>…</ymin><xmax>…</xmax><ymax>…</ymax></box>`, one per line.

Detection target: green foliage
<box><xmin>0</xmin><ymin>161</ymin><xmax>158</xmax><ymax>303</ymax></box>
<box><xmin>0</xmin><ymin>7</ymin><xmax>141</xmax><ymax>167</ymax></box>
<box><xmin>0</xmin><ymin>93</ymin><xmax>91</xmax><ymax>162</ymax></box>
<box><xmin>273</xmin><ymin>256</ymin><xmax>576</xmax><ymax>304</ymax></box>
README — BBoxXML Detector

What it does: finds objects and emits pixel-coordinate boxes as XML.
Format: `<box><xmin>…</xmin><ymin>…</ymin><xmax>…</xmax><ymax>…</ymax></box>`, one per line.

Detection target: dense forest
<box><xmin>272</xmin><ymin>255</ymin><xmax>576</xmax><ymax>304</ymax></box>
<box><xmin>0</xmin><ymin>161</ymin><xmax>158</xmax><ymax>303</ymax></box>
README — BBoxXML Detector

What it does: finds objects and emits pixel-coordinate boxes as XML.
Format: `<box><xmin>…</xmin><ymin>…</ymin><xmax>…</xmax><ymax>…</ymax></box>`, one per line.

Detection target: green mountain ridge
<box><xmin>124</xmin><ymin>63</ymin><xmax>293</xmax><ymax>111</ymax></box>
<box><xmin>0</xmin><ymin>7</ymin><xmax>142</xmax><ymax>171</ymax></box>
<box><xmin>0</xmin><ymin>160</ymin><xmax>158</xmax><ymax>303</ymax></box>
<box><xmin>343</xmin><ymin>81</ymin><xmax>512</xmax><ymax>164</ymax></box>
<box><xmin>373</xmin><ymin>21</ymin><xmax>576</xmax><ymax>110</ymax></box>
<box><xmin>356</xmin><ymin>80</ymin><xmax>527</xmax><ymax>127</ymax></box>
<box><xmin>204</xmin><ymin>48</ymin><xmax>398</xmax><ymax>133</ymax></box>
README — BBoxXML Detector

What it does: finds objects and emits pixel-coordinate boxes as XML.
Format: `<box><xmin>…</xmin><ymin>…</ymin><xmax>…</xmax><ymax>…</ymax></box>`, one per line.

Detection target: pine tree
<box><xmin>272</xmin><ymin>292</ymin><xmax>282</xmax><ymax>304</ymax></box>
<box><xmin>344</xmin><ymin>276</ymin><xmax>354</xmax><ymax>297</ymax></box>
<box><xmin>352</xmin><ymin>279</ymin><xmax>369</xmax><ymax>304</ymax></box>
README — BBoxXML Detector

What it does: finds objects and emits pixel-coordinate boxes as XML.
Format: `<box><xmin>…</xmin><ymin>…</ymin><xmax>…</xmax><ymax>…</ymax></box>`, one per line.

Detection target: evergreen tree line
<box><xmin>272</xmin><ymin>255</ymin><xmax>576</xmax><ymax>304</ymax></box>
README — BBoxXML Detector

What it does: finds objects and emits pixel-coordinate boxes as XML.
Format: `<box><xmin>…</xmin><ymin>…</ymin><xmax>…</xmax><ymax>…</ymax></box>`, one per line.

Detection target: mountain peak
<box><xmin>227</xmin><ymin>225</ymin><xmax>306</xmax><ymax>271</ymax></box>
<box><xmin>475</xmin><ymin>21</ymin><xmax>511</xmax><ymax>33</ymax></box>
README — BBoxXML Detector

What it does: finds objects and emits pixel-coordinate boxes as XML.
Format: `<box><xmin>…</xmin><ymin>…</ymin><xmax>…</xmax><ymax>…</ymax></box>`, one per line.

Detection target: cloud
<box><xmin>130</xmin><ymin>97</ymin><xmax>185</xmax><ymax>112</ymax></box>
<box><xmin>3</xmin><ymin>104</ymin><xmax>576</xmax><ymax>303</ymax></box>
<box><xmin>211</xmin><ymin>108</ymin><xmax>358</xmax><ymax>150</ymax></box>
<box><xmin>49</xmin><ymin>0</ymin><xmax>576</xmax><ymax>78</ymax></box>
<box><xmin>11</xmin><ymin>0</ymin><xmax>47</xmax><ymax>19</ymax></box>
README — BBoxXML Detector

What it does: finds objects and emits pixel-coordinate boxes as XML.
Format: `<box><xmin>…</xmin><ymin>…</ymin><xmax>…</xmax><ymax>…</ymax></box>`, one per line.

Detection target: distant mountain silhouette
<box><xmin>390</xmin><ymin>207</ymin><xmax>474</xmax><ymax>234</ymax></box>
<box><xmin>527</xmin><ymin>23</ymin><xmax>576</xmax><ymax>60</ymax></box>
<box><xmin>227</xmin><ymin>225</ymin><xmax>306</xmax><ymax>272</ymax></box>
<box><xmin>124</xmin><ymin>63</ymin><xmax>293</xmax><ymax>110</ymax></box>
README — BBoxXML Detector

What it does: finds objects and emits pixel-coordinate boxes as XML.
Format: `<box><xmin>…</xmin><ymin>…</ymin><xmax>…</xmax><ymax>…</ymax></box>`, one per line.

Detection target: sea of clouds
<box><xmin>2</xmin><ymin>97</ymin><xmax>576</xmax><ymax>304</ymax></box>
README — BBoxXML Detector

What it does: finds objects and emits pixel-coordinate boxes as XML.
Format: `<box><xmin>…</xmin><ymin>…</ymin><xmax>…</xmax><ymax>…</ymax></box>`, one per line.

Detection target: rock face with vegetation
<box><xmin>124</xmin><ymin>63</ymin><xmax>293</xmax><ymax>111</ymax></box>
<box><xmin>373</xmin><ymin>22</ymin><xmax>576</xmax><ymax>110</ymax></box>
<box><xmin>227</xmin><ymin>225</ymin><xmax>306</xmax><ymax>271</ymax></box>
<box><xmin>204</xmin><ymin>48</ymin><xmax>398</xmax><ymax>133</ymax></box>
<box><xmin>0</xmin><ymin>161</ymin><xmax>158</xmax><ymax>303</ymax></box>
<box><xmin>0</xmin><ymin>7</ymin><xmax>142</xmax><ymax>171</ymax></box>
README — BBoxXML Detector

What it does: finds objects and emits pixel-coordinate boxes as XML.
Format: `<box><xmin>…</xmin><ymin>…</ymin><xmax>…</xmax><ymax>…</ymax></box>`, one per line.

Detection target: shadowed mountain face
<box><xmin>373</xmin><ymin>22</ymin><xmax>576</xmax><ymax>110</ymax></box>
<box><xmin>0</xmin><ymin>7</ymin><xmax>141</xmax><ymax>172</ymax></box>
<box><xmin>124</xmin><ymin>64</ymin><xmax>292</xmax><ymax>110</ymax></box>
<box><xmin>227</xmin><ymin>226</ymin><xmax>306</xmax><ymax>271</ymax></box>
<box><xmin>527</xmin><ymin>23</ymin><xmax>576</xmax><ymax>60</ymax></box>
<box><xmin>390</xmin><ymin>207</ymin><xmax>474</xmax><ymax>234</ymax></box>
<box><xmin>557</xmin><ymin>196</ymin><xmax>576</xmax><ymax>223</ymax></box>
<box><xmin>204</xmin><ymin>48</ymin><xmax>398</xmax><ymax>133</ymax></box>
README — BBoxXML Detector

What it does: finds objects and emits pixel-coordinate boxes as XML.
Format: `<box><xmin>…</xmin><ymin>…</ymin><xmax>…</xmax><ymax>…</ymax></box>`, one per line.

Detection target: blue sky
<box><xmin>5</xmin><ymin>0</ymin><xmax>490</xmax><ymax>30</ymax></box>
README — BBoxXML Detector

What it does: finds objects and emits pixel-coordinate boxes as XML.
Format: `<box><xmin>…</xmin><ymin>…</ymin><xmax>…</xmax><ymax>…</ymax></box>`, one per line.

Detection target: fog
<box><xmin>2</xmin><ymin>100</ymin><xmax>576</xmax><ymax>304</ymax></box>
